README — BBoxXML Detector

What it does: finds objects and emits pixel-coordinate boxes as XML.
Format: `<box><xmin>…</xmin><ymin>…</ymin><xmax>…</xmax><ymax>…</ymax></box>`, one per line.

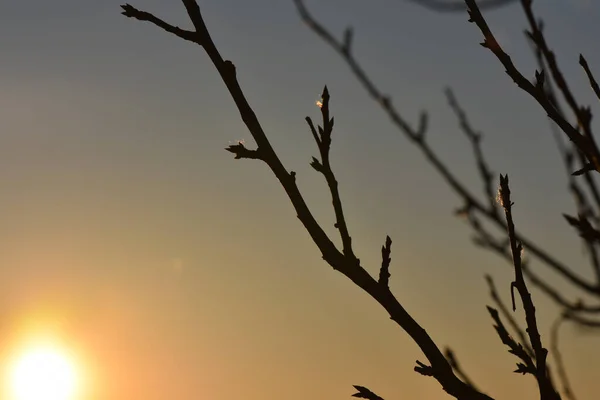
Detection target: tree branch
<box><xmin>464</xmin><ymin>0</ymin><xmax>600</xmax><ymax>173</ymax></box>
<box><xmin>294</xmin><ymin>0</ymin><xmax>600</xmax><ymax>302</ymax></box>
<box><xmin>123</xmin><ymin>2</ymin><xmax>492</xmax><ymax>398</ymax></box>
<box><xmin>498</xmin><ymin>175</ymin><xmax>560</xmax><ymax>399</ymax></box>
<box><xmin>120</xmin><ymin>4</ymin><xmax>200</xmax><ymax>44</ymax></box>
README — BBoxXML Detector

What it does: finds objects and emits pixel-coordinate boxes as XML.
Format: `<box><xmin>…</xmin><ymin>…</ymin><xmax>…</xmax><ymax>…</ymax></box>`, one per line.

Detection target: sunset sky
<box><xmin>2</xmin><ymin>0</ymin><xmax>600</xmax><ymax>399</ymax></box>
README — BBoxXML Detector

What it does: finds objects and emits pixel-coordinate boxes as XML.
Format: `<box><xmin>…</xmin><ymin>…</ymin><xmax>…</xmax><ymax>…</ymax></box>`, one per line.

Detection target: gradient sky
<box><xmin>1</xmin><ymin>0</ymin><xmax>600</xmax><ymax>399</ymax></box>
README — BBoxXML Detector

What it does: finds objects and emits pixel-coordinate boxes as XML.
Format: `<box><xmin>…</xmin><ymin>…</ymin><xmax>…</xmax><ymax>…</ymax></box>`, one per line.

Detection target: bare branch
<box><xmin>579</xmin><ymin>54</ymin><xmax>600</xmax><ymax>103</ymax></box>
<box><xmin>352</xmin><ymin>385</ymin><xmax>384</xmax><ymax>400</ymax></box>
<box><xmin>120</xmin><ymin>4</ymin><xmax>200</xmax><ymax>44</ymax></box>
<box><xmin>487</xmin><ymin>306</ymin><xmax>535</xmax><ymax>375</ymax></box>
<box><xmin>485</xmin><ymin>275</ymin><xmax>534</xmax><ymax>359</ymax></box>
<box><xmin>526</xmin><ymin>29</ymin><xmax>600</xmax><ymax>283</ymax></box>
<box><xmin>498</xmin><ymin>175</ymin><xmax>560</xmax><ymax>399</ymax></box>
<box><xmin>445</xmin><ymin>88</ymin><xmax>497</xmax><ymax>216</ymax></box>
<box><xmin>294</xmin><ymin>0</ymin><xmax>600</xmax><ymax>302</ymax></box>
<box><xmin>464</xmin><ymin>0</ymin><xmax>600</xmax><ymax>173</ymax></box>
<box><xmin>379</xmin><ymin>235</ymin><xmax>392</xmax><ymax>287</ymax></box>
<box><xmin>550</xmin><ymin>316</ymin><xmax>577</xmax><ymax>400</ymax></box>
<box><xmin>306</xmin><ymin>86</ymin><xmax>357</xmax><ymax>261</ymax></box>
<box><xmin>123</xmin><ymin>2</ymin><xmax>492</xmax><ymax>398</ymax></box>
<box><xmin>445</xmin><ymin>348</ymin><xmax>482</xmax><ymax>392</ymax></box>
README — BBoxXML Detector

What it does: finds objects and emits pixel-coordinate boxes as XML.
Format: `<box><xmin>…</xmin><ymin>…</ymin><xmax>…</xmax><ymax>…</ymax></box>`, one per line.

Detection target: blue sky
<box><xmin>1</xmin><ymin>1</ymin><xmax>600</xmax><ymax>399</ymax></box>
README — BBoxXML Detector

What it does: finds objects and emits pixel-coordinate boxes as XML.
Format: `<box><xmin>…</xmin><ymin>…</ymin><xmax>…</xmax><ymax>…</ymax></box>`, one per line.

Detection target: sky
<box><xmin>1</xmin><ymin>0</ymin><xmax>600</xmax><ymax>399</ymax></box>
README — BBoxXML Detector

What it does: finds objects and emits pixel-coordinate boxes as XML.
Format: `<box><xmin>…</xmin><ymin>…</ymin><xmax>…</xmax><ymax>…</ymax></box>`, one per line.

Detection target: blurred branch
<box><xmin>579</xmin><ymin>55</ymin><xmax>600</xmax><ymax>103</ymax></box>
<box><xmin>445</xmin><ymin>88</ymin><xmax>497</xmax><ymax>217</ymax></box>
<box><xmin>525</xmin><ymin>27</ymin><xmax>600</xmax><ymax>284</ymax></box>
<box><xmin>445</xmin><ymin>348</ymin><xmax>482</xmax><ymax>392</ymax></box>
<box><xmin>293</xmin><ymin>0</ymin><xmax>600</xmax><ymax>304</ymax></box>
<box><xmin>520</xmin><ymin>1</ymin><xmax>596</xmax><ymax>154</ymax></box>
<box><xmin>550</xmin><ymin>316</ymin><xmax>577</xmax><ymax>400</ymax></box>
<box><xmin>464</xmin><ymin>0</ymin><xmax>600</xmax><ymax>173</ymax></box>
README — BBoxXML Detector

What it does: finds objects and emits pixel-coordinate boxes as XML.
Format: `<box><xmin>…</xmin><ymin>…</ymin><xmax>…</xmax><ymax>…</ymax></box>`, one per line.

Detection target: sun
<box><xmin>8</xmin><ymin>343</ymin><xmax>80</xmax><ymax>400</ymax></box>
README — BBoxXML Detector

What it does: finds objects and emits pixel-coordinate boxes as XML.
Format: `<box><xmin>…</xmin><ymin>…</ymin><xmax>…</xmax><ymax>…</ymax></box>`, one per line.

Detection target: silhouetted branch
<box><xmin>564</xmin><ymin>310</ymin><xmax>600</xmax><ymax>327</ymax></box>
<box><xmin>563</xmin><ymin>213</ymin><xmax>600</xmax><ymax>244</ymax></box>
<box><xmin>352</xmin><ymin>385</ymin><xmax>384</xmax><ymax>400</ymax></box>
<box><xmin>580</xmin><ymin>55</ymin><xmax>600</xmax><ymax>103</ymax></box>
<box><xmin>520</xmin><ymin>2</ymin><xmax>594</xmax><ymax>147</ymax></box>
<box><xmin>498</xmin><ymin>175</ymin><xmax>560</xmax><ymax>399</ymax></box>
<box><xmin>485</xmin><ymin>275</ymin><xmax>534</xmax><ymax>358</ymax></box>
<box><xmin>120</xmin><ymin>4</ymin><xmax>200</xmax><ymax>44</ymax></box>
<box><xmin>464</xmin><ymin>0</ymin><xmax>600</xmax><ymax>173</ymax></box>
<box><xmin>445</xmin><ymin>348</ymin><xmax>482</xmax><ymax>392</ymax></box>
<box><xmin>525</xmin><ymin>29</ymin><xmax>600</xmax><ymax>284</ymax></box>
<box><xmin>446</xmin><ymin>88</ymin><xmax>497</xmax><ymax>216</ymax></box>
<box><xmin>306</xmin><ymin>86</ymin><xmax>357</xmax><ymax>261</ymax></box>
<box><xmin>378</xmin><ymin>235</ymin><xmax>392</xmax><ymax>288</ymax></box>
<box><xmin>487</xmin><ymin>306</ymin><xmax>535</xmax><ymax>375</ymax></box>
<box><xmin>550</xmin><ymin>316</ymin><xmax>577</xmax><ymax>400</ymax></box>
<box><xmin>123</xmin><ymin>2</ymin><xmax>493</xmax><ymax>398</ymax></box>
<box><xmin>225</xmin><ymin>142</ymin><xmax>264</xmax><ymax>160</ymax></box>
<box><xmin>294</xmin><ymin>0</ymin><xmax>600</xmax><ymax>306</ymax></box>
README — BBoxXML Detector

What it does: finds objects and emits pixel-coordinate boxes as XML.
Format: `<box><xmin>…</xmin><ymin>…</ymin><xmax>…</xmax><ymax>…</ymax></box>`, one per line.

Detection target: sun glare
<box><xmin>8</xmin><ymin>343</ymin><xmax>79</xmax><ymax>400</ymax></box>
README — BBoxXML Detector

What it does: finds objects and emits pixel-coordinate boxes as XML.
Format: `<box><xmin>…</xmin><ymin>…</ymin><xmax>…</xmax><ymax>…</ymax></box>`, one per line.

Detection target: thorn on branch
<box><xmin>351</xmin><ymin>385</ymin><xmax>384</xmax><ymax>400</ymax></box>
<box><xmin>378</xmin><ymin>235</ymin><xmax>392</xmax><ymax>287</ymax></box>
<box><xmin>342</xmin><ymin>27</ymin><xmax>354</xmax><ymax>55</ymax></box>
<box><xmin>416</xmin><ymin>111</ymin><xmax>428</xmax><ymax>140</ymax></box>
<box><xmin>454</xmin><ymin>203</ymin><xmax>471</xmax><ymax>219</ymax></box>
<box><xmin>487</xmin><ymin>306</ymin><xmax>536</xmax><ymax>375</ymax></box>
<box><xmin>414</xmin><ymin>360</ymin><xmax>434</xmax><ymax>376</ymax></box>
<box><xmin>510</xmin><ymin>281</ymin><xmax>517</xmax><ymax>311</ymax></box>
<box><xmin>310</xmin><ymin>156</ymin><xmax>324</xmax><ymax>173</ymax></box>
<box><xmin>564</xmin><ymin>213</ymin><xmax>600</xmax><ymax>243</ymax></box>
<box><xmin>225</xmin><ymin>142</ymin><xmax>263</xmax><ymax>160</ymax></box>
<box><xmin>380</xmin><ymin>96</ymin><xmax>391</xmax><ymax>108</ymax></box>
<box><xmin>223</xmin><ymin>60</ymin><xmax>236</xmax><ymax>78</ymax></box>
<box><xmin>579</xmin><ymin>53</ymin><xmax>600</xmax><ymax>101</ymax></box>
<box><xmin>534</xmin><ymin>69</ymin><xmax>545</xmax><ymax>89</ymax></box>
<box><xmin>572</xmin><ymin>162</ymin><xmax>594</xmax><ymax>176</ymax></box>
<box><xmin>120</xmin><ymin>3</ymin><xmax>140</xmax><ymax>17</ymax></box>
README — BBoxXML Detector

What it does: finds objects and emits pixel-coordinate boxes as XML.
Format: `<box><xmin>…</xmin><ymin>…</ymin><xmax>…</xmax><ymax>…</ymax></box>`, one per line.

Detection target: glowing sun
<box><xmin>8</xmin><ymin>344</ymin><xmax>80</xmax><ymax>400</ymax></box>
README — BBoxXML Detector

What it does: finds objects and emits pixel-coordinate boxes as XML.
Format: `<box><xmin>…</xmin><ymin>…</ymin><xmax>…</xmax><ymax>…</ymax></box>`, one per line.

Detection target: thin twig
<box><xmin>294</xmin><ymin>0</ymin><xmax>600</xmax><ymax>302</ymax></box>
<box><xmin>550</xmin><ymin>315</ymin><xmax>577</xmax><ymax>400</ymax></box>
<box><xmin>307</xmin><ymin>86</ymin><xmax>357</xmax><ymax>261</ymax></box>
<box><xmin>446</xmin><ymin>88</ymin><xmax>497</xmax><ymax>217</ymax></box>
<box><xmin>444</xmin><ymin>348</ymin><xmax>481</xmax><ymax>392</ymax></box>
<box><xmin>123</xmin><ymin>2</ymin><xmax>493</xmax><ymax>398</ymax></box>
<box><xmin>464</xmin><ymin>0</ymin><xmax>600</xmax><ymax>172</ymax></box>
<box><xmin>485</xmin><ymin>275</ymin><xmax>534</xmax><ymax>358</ymax></box>
<box><xmin>579</xmin><ymin>55</ymin><xmax>600</xmax><ymax>103</ymax></box>
<box><xmin>498</xmin><ymin>175</ymin><xmax>560</xmax><ymax>399</ymax></box>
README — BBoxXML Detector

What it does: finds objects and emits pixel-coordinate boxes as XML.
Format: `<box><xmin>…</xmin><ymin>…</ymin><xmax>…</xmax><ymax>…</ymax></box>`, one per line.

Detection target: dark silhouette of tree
<box><xmin>120</xmin><ymin>0</ymin><xmax>600</xmax><ymax>398</ymax></box>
